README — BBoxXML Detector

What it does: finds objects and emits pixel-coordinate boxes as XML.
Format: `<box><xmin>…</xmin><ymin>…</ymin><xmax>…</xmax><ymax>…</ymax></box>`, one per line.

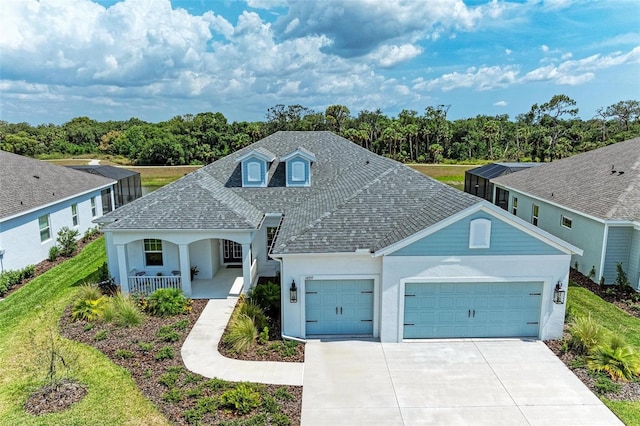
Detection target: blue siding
<box><xmin>241</xmin><ymin>157</ymin><xmax>267</xmax><ymax>187</ymax></box>
<box><xmin>603</xmin><ymin>226</ymin><xmax>633</xmax><ymax>284</ymax></box>
<box><xmin>285</xmin><ymin>156</ymin><xmax>311</xmax><ymax>187</ymax></box>
<box><xmin>390</xmin><ymin>211</ymin><xmax>562</xmax><ymax>256</ymax></box>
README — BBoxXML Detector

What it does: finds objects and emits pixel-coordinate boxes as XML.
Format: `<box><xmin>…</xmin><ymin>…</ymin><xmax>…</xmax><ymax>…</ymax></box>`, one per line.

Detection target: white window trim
<box><xmin>532</xmin><ymin>204</ymin><xmax>539</xmax><ymax>226</ymax></box>
<box><xmin>561</xmin><ymin>215</ymin><xmax>573</xmax><ymax>229</ymax></box>
<box><xmin>39</xmin><ymin>214</ymin><xmax>51</xmax><ymax>243</ymax></box>
<box><xmin>469</xmin><ymin>218</ymin><xmax>491</xmax><ymax>249</ymax></box>
<box><xmin>290</xmin><ymin>161</ymin><xmax>306</xmax><ymax>182</ymax></box>
<box><xmin>71</xmin><ymin>204</ymin><xmax>79</xmax><ymax>227</ymax></box>
<box><xmin>91</xmin><ymin>197</ymin><xmax>97</xmax><ymax>218</ymax></box>
<box><xmin>512</xmin><ymin>197</ymin><xmax>518</xmax><ymax>215</ymax></box>
<box><xmin>143</xmin><ymin>239</ymin><xmax>164</xmax><ymax>267</ymax></box>
<box><xmin>246</xmin><ymin>161</ymin><xmax>262</xmax><ymax>183</ymax></box>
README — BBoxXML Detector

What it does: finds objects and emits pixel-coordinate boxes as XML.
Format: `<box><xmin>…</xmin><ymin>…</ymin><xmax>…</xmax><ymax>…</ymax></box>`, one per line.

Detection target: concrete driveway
<box><xmin>301</xmin><ymin>339</ymin><xmax>623</xmax><ymax>426</ymax></box>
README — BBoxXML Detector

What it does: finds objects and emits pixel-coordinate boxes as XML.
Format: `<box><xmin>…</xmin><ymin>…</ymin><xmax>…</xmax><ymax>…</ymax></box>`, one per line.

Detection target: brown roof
<box><xmin>493</xmin><ymin>138</ymin><xmax>640</xmax><ymax>222</ymax></box>
<box><xmin>0</xmin><ymin>151</ymin><xmax>114</xmax><ymax>220</ymax></box>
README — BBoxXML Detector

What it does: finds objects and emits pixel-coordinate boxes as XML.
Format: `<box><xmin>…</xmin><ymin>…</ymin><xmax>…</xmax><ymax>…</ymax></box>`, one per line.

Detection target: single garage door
<box><xmin>403</xmin><ymin>282</ymin><xmax>543</xmax><ymax>339</ymax></box>
<box><xmin>305</xmin><ymin>279</ymin><xmax>374</xmax><ymax>335</ymax></box>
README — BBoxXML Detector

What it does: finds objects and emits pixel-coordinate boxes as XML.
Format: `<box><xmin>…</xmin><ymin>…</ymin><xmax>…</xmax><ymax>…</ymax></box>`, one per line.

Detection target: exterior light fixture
<box><xmin>290</xmin><ymin>280</ymin><xmax>298</xmax><ymax>303</ymax></box>
<box><xmin>553</xmin><ymin>281</ymin><xmax>566</xmax><ymax>304</ymax></box>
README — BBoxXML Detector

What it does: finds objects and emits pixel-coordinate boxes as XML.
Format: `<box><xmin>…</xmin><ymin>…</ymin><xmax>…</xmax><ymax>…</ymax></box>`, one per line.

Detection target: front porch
<box><xmin>126</xmin><ymin>265</ymin><xmax>249</xmax><ymax>299</ymax></box>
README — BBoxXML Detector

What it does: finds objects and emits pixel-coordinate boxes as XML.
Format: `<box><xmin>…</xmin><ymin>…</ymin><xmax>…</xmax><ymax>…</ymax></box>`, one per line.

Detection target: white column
<box><xmin>116</xmin><ymin>244</ymin><xmax>129</xmax><ymax>294</ymax></box>
<box><xmin>242</xmin><ymin>243</ymin><xmax>252</xmax><ymax>294</ymax></box>
<box><xmin>179</xmin><ymin>244</ymin><xmax>192</xmax><ymax>296</ymax></box>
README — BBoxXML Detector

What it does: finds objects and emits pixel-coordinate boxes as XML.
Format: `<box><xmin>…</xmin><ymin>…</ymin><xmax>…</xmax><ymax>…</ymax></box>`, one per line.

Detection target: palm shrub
<box><xmin>72</xmin><ymin>296</ymin><xmax>107</xmax><ymax>321</ymax></box>
<box><xmin>223</xmin><ymin>314</ymin><xmax>258</xmax><ymax>353</ymax></box>
<box><xmin>76</xmin><ymin>283</ymin><xmax>103</xmax><ymax>301</ymax></box>
<box><xmin>147</xmin><ymin>288</ymin><xmax>189</xmax><ymax>316</ymax></box>
<box><xmin>249</xmin><ymin>281</ymin><xmax>281</xmax><ymax>317</ymax></box>
<box><xmin>568</xmin><ymin>314</ymin><xmax>607</xmax><ymax>355</ymax></box>
<box><xmin>588</xmin><ymin>335</ymin><xmax>640</xmax><ymax>381</ymax></box>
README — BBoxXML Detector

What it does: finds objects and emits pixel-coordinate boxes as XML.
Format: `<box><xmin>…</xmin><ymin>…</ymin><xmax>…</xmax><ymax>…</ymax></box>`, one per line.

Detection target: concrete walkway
<box><xmin>301</xmin><ymin>339</ymin><xmax>623</xmax><ymax>426</ymax></box>
<box><xmin>181</xmin><ymin>298</ymin><xmax>304</xmax><ymax>386</ymax></box>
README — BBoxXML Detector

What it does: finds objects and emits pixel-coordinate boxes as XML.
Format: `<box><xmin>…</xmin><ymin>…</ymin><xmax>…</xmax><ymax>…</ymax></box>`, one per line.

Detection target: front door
<box><xmin>223</xmin><ymin>240</ymin><xmax>242</xmax><ymax>264</ymax></box>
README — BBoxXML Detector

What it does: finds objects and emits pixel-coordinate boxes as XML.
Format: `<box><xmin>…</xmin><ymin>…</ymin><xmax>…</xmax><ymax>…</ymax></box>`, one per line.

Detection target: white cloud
<box><xmin>505</xmin><ymin>49</ymin><xmax>512</xmax><ymax>55</ymax></box>
<box><xmin>494</xmin><ymin>100</ymin><xmax>508</xmax><ymax>107</ymax></box>
<box><xmin>245</xmin><ymin>0</ymin><xmax>287</xmax><ymax>9</ymax></box>
<box><xmin>368</xmin><ymin>44</ymin><xmax>423</xmax><ymax>68</ymax></box>
<box><xmin>415</xmin><ymin>65</ymin><xmax>520</xmax><ymax>92</ymax></box>
<box><xmin>541</xmin><ymin>44</ymin><xmax>549</xmax><ymax>52</ymax></box>
<box><xmin>561</xmin><ymin>52</ymin><xmax>573</xmax><ymax>60</ymax></box>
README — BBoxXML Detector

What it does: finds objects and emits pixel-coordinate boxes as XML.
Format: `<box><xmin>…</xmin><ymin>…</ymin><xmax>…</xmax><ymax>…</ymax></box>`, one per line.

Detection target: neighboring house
<box><xmin>493</xmin><ymin>137</ymin><xmax>640</xmax><ymax>290</ymax></box>
<box><xmin>97</xmin><ymin>131</ymin><xmax>580</xmax><ymax>342</ymax></box>
<box><xmin>0</xmin><ymin>151</ymin><xmax>115</xmax><ymax>272</ymax></box>
<box><xmin>68</xmin><ymin>165</ymin><xmax>142</xmax><ymax>211</ymax></box>
<box><xmin>464</xmin><ymin>162</ymin><xmax>541</xmax><ymax>207</ymax></box>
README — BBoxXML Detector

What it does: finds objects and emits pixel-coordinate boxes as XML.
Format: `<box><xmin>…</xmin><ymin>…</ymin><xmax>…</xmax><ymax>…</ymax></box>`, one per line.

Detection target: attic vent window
<box><xmin>469</xmin><ymin>218</ymin><xmax>491</xmax><ymax>249</ymax></box>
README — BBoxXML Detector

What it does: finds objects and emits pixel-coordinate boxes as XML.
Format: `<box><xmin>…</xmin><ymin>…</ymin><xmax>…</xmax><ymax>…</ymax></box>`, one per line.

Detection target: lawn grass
<box><xmin>124</xmin><ymin>165</ymin><xmax>201</xmax><ymax>187</ymax></box>
<box><xmin>409</xmin><ymin>164</ymin><xmax>476</xmax><ymax>191</ymax></box>
<box><xmin>567</xmin><ymin>285</ymin><xmax>640</xmax><ymax>425</ymax></box>
<box><xmin>0</xmin><ymin>238</ymin><xmax>169</xmax><ymax>425</ymax></box>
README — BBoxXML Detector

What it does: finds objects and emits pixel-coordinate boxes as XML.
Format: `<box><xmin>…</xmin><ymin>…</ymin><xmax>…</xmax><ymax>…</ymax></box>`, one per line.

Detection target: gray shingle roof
<box><xmin>0</xmin><ymin>151</ymin><xmax>115</xmax><ymax>220</ymax></box>
<box><xmin>493</xmin><ymin>137</ymin><xmax>640</xmax><ymax>222</ymax></box>
<box><xmin>101</xmin><ymin>131</ymin><xmax>482</xmax><ymax>253</ymax></box>
<box><xmin>467</xmin><ymin>162</ymin><xmax>541</xmax><ymax>179</ymax></box>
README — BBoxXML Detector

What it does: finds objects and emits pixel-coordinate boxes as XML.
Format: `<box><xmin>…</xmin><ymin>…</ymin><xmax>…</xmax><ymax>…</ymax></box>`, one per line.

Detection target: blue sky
<box><xmin>1</xmin><ymin>0</ymin><xmax>638</xmax><ymax>125</ymax></box>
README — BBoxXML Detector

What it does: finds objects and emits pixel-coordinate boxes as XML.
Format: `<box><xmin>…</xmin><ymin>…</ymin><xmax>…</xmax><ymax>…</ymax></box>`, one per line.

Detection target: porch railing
<box><xmin>128</xmin><ymin>275</ymin><xmax>182</xmax><ymax>295</ymax></box>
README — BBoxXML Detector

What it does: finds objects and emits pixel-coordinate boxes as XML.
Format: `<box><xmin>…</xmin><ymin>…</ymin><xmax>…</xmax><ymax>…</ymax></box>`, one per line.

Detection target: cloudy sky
<box><xmin>1</xmin><ymin>0</ymin><xmax>639</xmax><ymax>125</ymax></box>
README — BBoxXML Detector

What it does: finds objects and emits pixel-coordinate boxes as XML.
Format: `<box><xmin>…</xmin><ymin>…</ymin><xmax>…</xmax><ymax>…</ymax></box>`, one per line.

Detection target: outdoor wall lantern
<box><xmin>553</xmin><ymin>281</ymin><xmax>566</xmax><ymax>304</ymax></box>
<box><xmin>289</xmin><ymin>280</ymin><xmax>298</xmax><ymax>303</ymax></box>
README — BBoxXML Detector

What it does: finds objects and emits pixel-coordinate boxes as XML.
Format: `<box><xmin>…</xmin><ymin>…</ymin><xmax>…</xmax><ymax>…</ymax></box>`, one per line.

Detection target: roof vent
<box><xmin>33</xmin><ymin>175</ymin><xmax>40</xmax><ymax>179</ymax></box>
<box><xmin>611</xmin><ymin>165</ymin><xmax>616</xmax><ymax>174</ymax></box>
<box><xmin>618</xmin><ymin>171</ymin><xmax>625</xmax><ymax>176</ymax></box>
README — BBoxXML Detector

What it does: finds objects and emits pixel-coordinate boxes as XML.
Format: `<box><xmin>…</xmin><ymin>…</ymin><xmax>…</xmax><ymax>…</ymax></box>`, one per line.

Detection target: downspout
<box><xmin>599</xmin><ymin>223</ymin><xmax>609</xmax><ymax>284</ymax></box>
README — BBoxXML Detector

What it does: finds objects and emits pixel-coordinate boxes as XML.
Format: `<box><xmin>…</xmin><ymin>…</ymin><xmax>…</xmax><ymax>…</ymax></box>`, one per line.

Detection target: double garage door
<box><xmin>404</xmin><ymin>282</ymin><xmax>543</xmax><ymax>339</ymax></box>
<box><xmin>305</xmin><ymin>279</ymin><xmax>374</xmax><ymax>336</ymax></box>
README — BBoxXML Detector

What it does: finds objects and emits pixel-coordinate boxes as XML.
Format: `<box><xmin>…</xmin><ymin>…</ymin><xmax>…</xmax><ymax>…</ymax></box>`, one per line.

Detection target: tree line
<box><xmin>1</xmin><ymin>95</ymin><xmax>638</xmax><ymax>166</ymax></box>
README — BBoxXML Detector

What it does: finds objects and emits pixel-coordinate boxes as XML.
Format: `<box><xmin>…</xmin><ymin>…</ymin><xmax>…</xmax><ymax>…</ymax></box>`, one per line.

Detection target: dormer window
<box><xmin>281</xmin><ymin>147</ymin><xmax>316</xmax><ymax>187</ymax></box>
<box><xmin>236</xmin><ymin>148</ymin><xmax>276</xmax><ymax>187</ymax></box>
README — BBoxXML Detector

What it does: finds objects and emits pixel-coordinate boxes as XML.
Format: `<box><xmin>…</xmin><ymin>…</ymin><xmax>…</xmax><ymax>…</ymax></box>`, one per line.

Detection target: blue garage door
<box><xmin>403</xmin><ymin>282</ymin><xmax>542</xmax><ymax>339</ymax></box>
<box><xmin>305</xmin><ymin>279</ymin><xmax>374</xmax><ymax>335</ymax></box>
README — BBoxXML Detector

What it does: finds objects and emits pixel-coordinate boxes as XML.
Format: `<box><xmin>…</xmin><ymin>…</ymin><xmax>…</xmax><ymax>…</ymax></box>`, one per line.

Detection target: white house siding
<box><xmin>506</xmin><ymin>191</ymin><xmax>605</xmax><ymax>280</ymax></box>
<box><xmin>381</xmin><ymin>254</ymin><xmax>571</xmax><ymax>342</ymax></box>
<box><xmin>279</xmin><ymin>253</ymin><xmax>382</xmax><ymax>339</ymax></box>
<box><xmin>0</xmin><ymin>189</ymin><xmax>105</xmax><ymax>272</ymax></box>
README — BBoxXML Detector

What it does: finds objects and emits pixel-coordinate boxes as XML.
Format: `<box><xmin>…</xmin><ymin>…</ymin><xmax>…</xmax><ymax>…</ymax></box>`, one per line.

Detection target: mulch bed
<box><xmin>58</xmin><ymin>300</ymin><xmax>302</xmax><ymax>425</ymax></box>
<box><xmin>24</xmin><ymin>379</ymin><xmax>88</xmax><ymax>415</ymax></box>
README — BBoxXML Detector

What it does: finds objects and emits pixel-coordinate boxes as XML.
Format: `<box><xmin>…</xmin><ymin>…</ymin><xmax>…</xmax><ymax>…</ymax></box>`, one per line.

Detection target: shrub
<box><xmin>249</xmin><ymin>281</ymin><xmax>281</xmax><ymax>316</ymax></box>
<box><xmin>204</xmin><ymin>378</ymin><xmax>231</xmax><ymax>391</ymax></box>
<box><xmin>56</xmin><ymin>226</ymin><xmax>80</xmax><ymax>257</ymax></box>
<box><xmin>94</xmin><ymin>330</ymin><xmax>107</xmax><ymax>341</ymax></box>
<box><xmin>48</xmin><ymin>245</ymin><xmax>60</xmax><ymax>261</ymax></box>
<box><xmin>184</xmin><ymin>372</ymin><xmax>202</xmax><ymax>385</ymax></box>
<box><xmin>163</xmin><ymin>388</ymin><xmax>184</xmax><ymax>403</ymax></box>
<box><xmin>107</xmin><ymin>293</ymin><xmax>145</xmax><ymax>327</ymax></box>
<box><xmin>261</xmin><ymin>395</ymin><xmax>279</xmax><ymax>414</ymax></box>
<box><xmin>220</xmin><ymin>383</ymin><xmax>261</xmax><ymax>415</ymax></box>
<box><xmin>587</xmin><ymin>336</ymin><xmax>640</xmax><ymax>382</ymax></box>
<box><xmin>274</xmin><ymin>387</ymin><xmax>295</xmax><ymax>401</ymax></box>
<box><xmin>115</xmin><ymin>349</ymin><xmax>134</xmax><ymax>359</ymax></box>
<box><xmin>0</xmin><ymin>265</ymin><xmax>36</xmax><ymax>296</ymax></box>
<box><xmin>172</xmin><ymin>318</ymin><xmax>189</xmax><ymax>331</ymax></box>
<box><xmin>270</xmin><ymin>413</ymin><xmax>292</xmax><ymax>426</ymax></box>
<box><xmin>155</xmin><ymin>346</ymin><xmax>174</xmax><ymax>360</ymax></box>
<box><xmin>159</xmin><ymin>371</ymin><xmax>181</xmax><ymax>388</ymax></box>
<box><xmin>82</xmin><ymin>226</ymin><xmax>100</xmax><ymax>243</ymax></box>
<box><xmin>196</xmin><ymin>396</ymin><xmax>218</xmax><ymax>413</ymax></box>
<box><xmin>593</xmin><ymin>375</ymin><xmax>622</xmax><ymax>394</ymax></box>
<box><xmin>259</xmin><ymin>326</ymin><xmax>269</xmax><ymax>345</ymax></box>
<box><xmin>183</xmin><ymin>408</ymin><xmax>204</xmax><ymax>425</ymax></box>
<box><xmin>157</xmin><ymin>325</ymin><xmax>181</xmax><ymax>342</ymax></box>
<box><xmin>147</xmin><ymin>288</ymin><xmax>189</xmax><ymax>316</ymax></box>
<box><xmin>223</xmin><ymin>314</ymin><xmax>258</xmax><ymax>353</ymax></box>
<box><xmin>138</xmin><ymin>342</ymin><xmax>154</xmax><ymax>352</ymax></box>
<box><xmin>589</xmin><ymin>265</ymin><xmax>596</xmax><ymax>279</ymax></box>
<box><xmin>568</xmin><ymin>315</ymin><xmax>606</xmax><ymax>355</ymax></box>
<box><xmin>72</xmin><ymin>296</ymin><xmax>107</xmax><ymax>321</ymax></box>
<box><xmin>239</xmin><ymin>299</ymin><xmax>267</xmax><ymax>330</ymax></box>
<box><xmin>614</xmin><ymin>262</ymin><xmax>630</xmax><ymax>289</ymax></box>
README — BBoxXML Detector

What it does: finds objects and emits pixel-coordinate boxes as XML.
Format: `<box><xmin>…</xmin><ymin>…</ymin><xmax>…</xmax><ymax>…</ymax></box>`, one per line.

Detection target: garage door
<box><xmin>305</xmin><ymin>279</ymin><xmax>374</xmax><ymax>335</ymax></box>
<box><xmin>403</xmin><ymin>282</ymin><xmax>542</xmax><ymax>339</ymax></box>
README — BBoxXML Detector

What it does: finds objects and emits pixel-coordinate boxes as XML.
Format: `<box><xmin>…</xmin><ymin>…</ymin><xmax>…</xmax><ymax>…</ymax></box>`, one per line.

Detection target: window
<box><xmin>246</xmin><ymin>162</ymin><xmax>262</xmax><ymax>182</ymax></box>
<box><xmin>91</xmin><ymin>197</ymin><xmax>97</xmax><ymax>217</ymax></box>
<box><xmin>532</xmin><ymin>204</ymin><xmax>539</xmax><ymax>226</ymax></box>
<box><xmin>512</xmin><ymin>197</ymin><xmax>518</xmax><ymax>215</ymax></box>
<box><xmin>561</xmin><ymin>215</ymin><xmax>573</xmax><ymax>229</ymax></box>
<box><xmin>38</xmin><ymin>215</ymin><xmax>51</xmax><ymax>242</ymax></box>
<box><xmin>290</xmin><ymin>161</ymin><xmax>306</xmax><ymax>182</ymax></box>
<box><xmin>71</xmin><ymin>204</ymin><xmax>79</xmax><ymax>227</ymax></box>
<box><xmin>469</xmin><ymin>218</ymin><xmax>491</xmax><ymax>249</ymax></box>
<box><xmin>144</xmin><ymin>239</ymin><xmax>163</xmax><ymax>266</ymax></box>
<box><xmin>266</xmin><ymin>226</ymin><xmax>277</xmax><ymax>252</ymax></box>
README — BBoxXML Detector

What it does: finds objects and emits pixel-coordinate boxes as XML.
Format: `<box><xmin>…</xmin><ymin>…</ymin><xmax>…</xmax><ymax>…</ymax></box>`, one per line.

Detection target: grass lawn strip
<box><xmin>567</xmin><ymin>285</ymin><xmax>640</xmax><ymax>426</ymax></box>
<box><xmin>0</xmin><ymin>238</ymin><xmax>169</xmax><ymax>426</ymax></box>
